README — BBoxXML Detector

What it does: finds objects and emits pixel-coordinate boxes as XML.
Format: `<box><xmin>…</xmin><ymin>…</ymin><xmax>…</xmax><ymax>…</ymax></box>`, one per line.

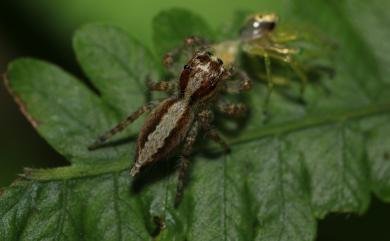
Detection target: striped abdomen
<box><xmin>130</xmin><ymin>97</ymin><xmax>194</xmax><ymax>176</ymax></box>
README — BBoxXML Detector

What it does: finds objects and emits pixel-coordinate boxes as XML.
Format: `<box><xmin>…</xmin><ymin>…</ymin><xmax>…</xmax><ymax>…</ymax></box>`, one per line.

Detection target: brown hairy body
<box><xmin>132</xmin><ymin>98</ymin><xmax>193</xmax><ymax>175</ymax></box>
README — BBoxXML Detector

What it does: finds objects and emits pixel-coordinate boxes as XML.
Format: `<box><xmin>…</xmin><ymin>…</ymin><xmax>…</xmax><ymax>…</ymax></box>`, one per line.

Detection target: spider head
<box><xmin>179</xmin><ymin>51</ymin><xmax>227</xmax><ymax>104</ymax></box>
<box><xmin>240</xmin><ymin>13</ymin><xmax>279</xmax><ymax>41</ymax></box>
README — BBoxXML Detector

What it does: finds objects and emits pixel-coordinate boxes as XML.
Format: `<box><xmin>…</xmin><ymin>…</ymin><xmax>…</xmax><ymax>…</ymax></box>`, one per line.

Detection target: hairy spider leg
<box><xmin>175</xmin><ymin>121</ymin><xmax>199</xmax><ymax>207</ymax></box>
<box><xmin>146</xmin><ymin>78</ymin><xmax>177</xmax><ymax>93</ymax></box>
<box><xmin>163</xmin><ymin>36</ymin><xmax>210</xmax><ymax>74</ymax></box>
<box><xmin>222</xmin><ymin>69</ymin><xmax>252</xmax><ymax>94</ymax></box>
<box><xmin>88</xmin><ymin>102</ymin><xmax>156</xmax><ymax>150</ymax></box>
<box><xmin>216</xmin><ymin>99</ymin><xmax>247</xmax><ymax>117</ymax></box>
<box><xmin>167</xmin><ymin>36</ymin><xmax>209</xmax><ymax>60</ymax></box>
<box><xmin>198</xmin><ymin>110</ymin><xmax>230</xmax><ymax>152</ymax></box>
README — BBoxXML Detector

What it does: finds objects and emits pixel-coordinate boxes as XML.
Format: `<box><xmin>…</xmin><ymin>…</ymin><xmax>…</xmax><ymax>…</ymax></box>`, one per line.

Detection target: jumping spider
<box><xmin>89</xmin><ymin>51</ymin><xmax>251</xmax><ymax>206</ymax></box>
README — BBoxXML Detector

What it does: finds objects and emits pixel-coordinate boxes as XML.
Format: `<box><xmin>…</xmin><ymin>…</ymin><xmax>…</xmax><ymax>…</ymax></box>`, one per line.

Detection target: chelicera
<box><xmin>89</xmin><ymin>51</ymin><xmax>251</xmax><ymax>206</ymax></box>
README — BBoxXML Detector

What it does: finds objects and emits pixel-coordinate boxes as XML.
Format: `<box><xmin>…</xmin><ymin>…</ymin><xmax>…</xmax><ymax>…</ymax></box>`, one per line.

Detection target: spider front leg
<box><xmin>164</xmin><ymin>36</ymin><xmax>210</xmax><ymax>74</ymax></box>
<box><xmin>216</xmin><ymin>99</ymin><xmax>247</xmax><ymax>117</ymax></box>
<box><xmin>222</xmin><ymin>69</ymin><xmax>252</xmax><ymax>94</ymax></box>
<box><xmin>88</xmin><ymin>102</ymin><xmax>156</xmax><ymax>150</ymax></box>
<box><xmin>165</xmin><ymin>36</ymin><xmax>209</xmax><ymax>62</ymax></box>
<box><xmin>175</xmin><ymin>121</ymin><xmax>199</xmax><ymax>207</ymax></box>
<box><xmin>146</xmin><ymin>78</ymin><xmax>177</xmax><ymax>94</ymax></box>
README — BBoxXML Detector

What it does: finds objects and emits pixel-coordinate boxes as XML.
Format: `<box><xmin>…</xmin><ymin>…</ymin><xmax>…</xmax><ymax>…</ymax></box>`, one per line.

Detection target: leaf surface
<box><xmin>152</xmin><ymin>8</ymin><xmax>214</xmax><ymax>59</ymax></box>
<box><xmin>1</xmin><ymin>2</ymin><xmax>390</xmax><ymax>241</ymax></box>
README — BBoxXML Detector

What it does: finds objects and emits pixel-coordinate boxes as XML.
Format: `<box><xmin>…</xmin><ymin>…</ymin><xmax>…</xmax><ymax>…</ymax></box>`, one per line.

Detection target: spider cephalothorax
<box><xmin>89</xmin><ymin>51</ymin><xmax>251</xmax><ymax>206</ymax></box>
<box><xmin>179</xmin><ymin>51</ymin><xmax>227</xmax><ymax>101</ymax></box>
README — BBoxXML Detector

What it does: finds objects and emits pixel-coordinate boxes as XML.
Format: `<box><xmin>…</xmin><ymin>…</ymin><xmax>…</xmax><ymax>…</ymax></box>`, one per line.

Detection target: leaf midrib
<box><xmin>24</xmin><ymin>101</ymin><xmax>390</xmax><ymax>181</ymax></box>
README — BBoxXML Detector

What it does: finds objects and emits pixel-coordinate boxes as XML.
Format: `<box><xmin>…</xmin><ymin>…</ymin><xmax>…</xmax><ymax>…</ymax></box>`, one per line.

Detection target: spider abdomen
<box><xmin>131</xmin><ymin>97</ymin><xmax>194</xmax><ymax>176</ymax></box>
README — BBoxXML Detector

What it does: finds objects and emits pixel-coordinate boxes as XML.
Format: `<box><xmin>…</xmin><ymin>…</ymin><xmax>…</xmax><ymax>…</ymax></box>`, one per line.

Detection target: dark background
<box><xmin>0</xmin><ymin>1</ymin><xmax>388</xmax><ymax>240</ymax></box>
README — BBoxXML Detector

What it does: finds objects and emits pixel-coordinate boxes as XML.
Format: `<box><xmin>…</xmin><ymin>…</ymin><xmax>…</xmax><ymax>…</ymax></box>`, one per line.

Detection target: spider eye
<box><xmin>206</xmin><ymin>51</ymin><xmax>213</xmax><ymax>56</ymax></box>
<box><xmin>217</xmin><ymin>58</ymin><xmax>223</xmax><ymax>65</ymax></box>
<box><xmin>184</xmin><ymin>64</ymin><xmax>191</xmax><ymax>70</ymax></box>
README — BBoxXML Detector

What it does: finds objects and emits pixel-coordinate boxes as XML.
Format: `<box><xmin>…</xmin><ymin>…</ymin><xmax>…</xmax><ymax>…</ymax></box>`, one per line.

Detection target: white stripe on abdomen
<box><xmin>136</xmin><ymin>100</ymin><xmax>188</xmax><ymax>166</ymax></box>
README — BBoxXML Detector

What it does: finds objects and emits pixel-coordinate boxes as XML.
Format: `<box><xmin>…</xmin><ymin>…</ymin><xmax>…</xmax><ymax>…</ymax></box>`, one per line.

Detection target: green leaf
<box><xmin>5</xmin><ymin>58</ymin><xmax>125</xmax><ymax>165</ymax></box>
<box><xmin>73</xmin><ymin>23</ymin><xmax>158</xmax><ymax>117</ymax></box>
<box><xmin>0</xmin><ymin>174</ymin><xmax>150</xmax><ymax>241</ymax></box>
<box><xmin>152</xmin><ymin>8</ymin><xmax>215</xmax><ymax>59</ymax></box>
<box><xmin>1</xmin><ymin>24</ymin><xmax>156</xmax><ymax>241</ymax></box>
<box><xmin>2</xmin><ymin>1</ymin><xmax>390</xmax><ymax>241</ymax></box>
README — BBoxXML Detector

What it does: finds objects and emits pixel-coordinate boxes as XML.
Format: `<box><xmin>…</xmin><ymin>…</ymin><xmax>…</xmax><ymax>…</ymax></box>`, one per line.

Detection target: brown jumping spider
<box><xmin>89</xmin><ymin>51</ymin><xmax>251</xmax><ymax>206</ymax></box>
